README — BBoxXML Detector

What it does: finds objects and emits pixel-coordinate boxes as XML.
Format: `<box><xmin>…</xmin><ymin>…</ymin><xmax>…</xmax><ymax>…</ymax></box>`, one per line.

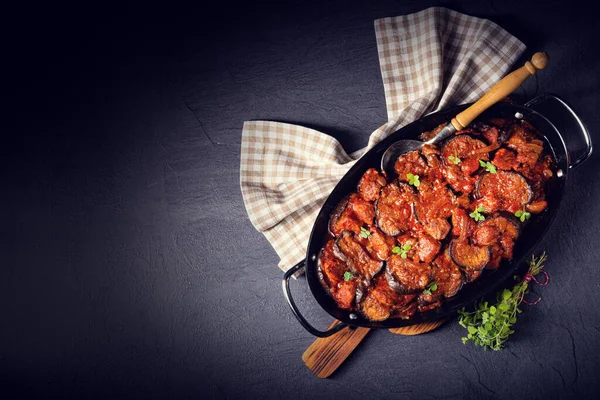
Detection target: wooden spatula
<box><xmin>303</xmin><ymin>319</ymin><xmax>447</xmax><ymax>378</ymax></box>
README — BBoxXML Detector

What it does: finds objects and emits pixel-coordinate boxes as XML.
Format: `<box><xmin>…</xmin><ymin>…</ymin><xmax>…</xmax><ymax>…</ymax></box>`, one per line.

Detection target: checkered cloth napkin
<box><xmin>240</xmin><ymin>7</ymin><xmax>526</xmax><ymax>272</ymax></box>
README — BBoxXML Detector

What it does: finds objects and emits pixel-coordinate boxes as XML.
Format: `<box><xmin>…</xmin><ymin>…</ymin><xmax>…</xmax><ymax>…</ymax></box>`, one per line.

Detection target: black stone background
<box><xmin>2</xmin><ymin>0</ymin><xmax>599</xmax><ymax>398</ymax></box>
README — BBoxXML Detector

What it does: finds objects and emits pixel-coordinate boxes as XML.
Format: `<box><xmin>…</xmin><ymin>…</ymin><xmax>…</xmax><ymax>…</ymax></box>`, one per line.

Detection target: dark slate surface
<box><xmin>2</xmin><ymin>0</ymin><xmax>599</xmax><ymax>398</ymax></box>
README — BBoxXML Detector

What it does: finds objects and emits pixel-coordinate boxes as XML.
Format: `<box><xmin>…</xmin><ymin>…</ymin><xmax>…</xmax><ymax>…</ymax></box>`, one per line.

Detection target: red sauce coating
<box><xmin>476</xmin><ymin>171</ymin><xmax>532</xmax><ymax>214</ymax></box>
<box><xmin>395</xmin><ymin>151</ymin><xmax>428</xmax><ymax>183</ymax></box>
<box><xmin>375</xmin><ymin>182</ymin><xmax>416</xmax><ymax>236</ymax></box>
<box><xmin>386</xmin><ymin>255</ymin><xmax>432</xmax><ymax>294</ymax></box>
<box><xmin>441</xmin><ymin>135</ymin><xmax>490</xmax><ymax>193</ymax></box>
<box><xmin>358</xmin><ymin>226</ymin><xmax>396</xmax><ymax>261</ymax></box>
<box><xmin>335</xmin><ymin>231</ymin><xmax>383</xmax><ymax>282</ymax></box>
<box><xmin>357</xmin><ymin>168</ymin><xmax>387</xmax><ymax>201</ymax></box>
<box><xmin>317</xmin><ymin>240</ymin><xmax>357</xmax><ymax>310</ymax></box>
<box><xmin>414</xmin><ymin>180</ymin><xmax>455</xmax><ymax>224</ymax></box>
<box><xmin>329</xmin><ymin>194</ymin><xmax>375</xmax><ymax>235</ymax></box>
<box><xmin>322</xmin><ymin>117</ymin><xmax>553</xmax><ymax>321</ymax></box>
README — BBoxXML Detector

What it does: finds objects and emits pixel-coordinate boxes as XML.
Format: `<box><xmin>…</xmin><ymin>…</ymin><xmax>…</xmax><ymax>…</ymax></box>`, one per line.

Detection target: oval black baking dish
<box><xmin>283</xmin><ymin>94</ymin><xmax>592</xmax><ymax>337</ymax></box>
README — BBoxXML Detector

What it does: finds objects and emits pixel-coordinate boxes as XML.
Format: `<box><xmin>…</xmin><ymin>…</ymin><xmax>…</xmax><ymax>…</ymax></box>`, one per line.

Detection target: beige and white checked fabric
<box><xmin>240</xmin><ymin>7</ymin><xmax>526</xmax><ymax>272</ymax></box>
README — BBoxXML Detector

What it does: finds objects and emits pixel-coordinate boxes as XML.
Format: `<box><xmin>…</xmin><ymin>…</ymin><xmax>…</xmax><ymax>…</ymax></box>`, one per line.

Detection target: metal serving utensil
<box><xmin>381</xmin><ymin>52</ymin><xmax>549</xmax><ymax>178</ymax></box>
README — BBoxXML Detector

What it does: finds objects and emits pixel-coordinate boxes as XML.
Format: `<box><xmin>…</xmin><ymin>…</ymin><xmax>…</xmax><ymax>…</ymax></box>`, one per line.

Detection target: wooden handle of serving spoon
<box><xmin>450</xmin><ymin>52</ymin><xmax>549</xmax><ymax>131</ymax></box>
<box><xmin>302</xmin><ymin>320</ymin><xmax>447</xmax><ymax>378</ymax></box>
<box><xmin>303</xmin><ymin>321</ymin><xmax>371</xmax><ymax>378</ymax></box>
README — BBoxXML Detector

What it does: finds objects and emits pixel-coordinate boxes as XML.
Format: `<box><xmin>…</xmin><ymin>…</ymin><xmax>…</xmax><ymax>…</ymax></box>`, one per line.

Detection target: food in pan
<box><xmin>317</xmin><ymin>118</ymin><xmax>554</xmax><ymax>321</ymax></box>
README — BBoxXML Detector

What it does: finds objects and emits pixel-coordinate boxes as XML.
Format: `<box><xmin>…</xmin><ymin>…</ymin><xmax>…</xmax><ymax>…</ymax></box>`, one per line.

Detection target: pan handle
<box><xmin>282</xmin><ymin>260</ymin><xmax>349</xmax><ymax>338</ymax></box>
<box><xmin>526</xmin><ymin>93</ymin><xmax>593</xmax><ymax>169</ymax></box>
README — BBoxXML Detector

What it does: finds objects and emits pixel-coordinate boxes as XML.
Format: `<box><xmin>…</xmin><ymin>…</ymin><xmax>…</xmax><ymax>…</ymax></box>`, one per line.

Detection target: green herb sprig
<box><xmin>423</xmin><ymin>281</ymin><xmax>438</xmax><ymax>295</ymax></box>
<box><xmin>343</xmin><ymin>271</ymin><xmax>354</xmax><ymax>281</ymax></box>
<box><xmin>360</xmin><ymin>226</ymin><xmax>372</xmax><ymax>239</ymax></box>
<box><xmin>448</xmin><ymin>155</ymin><xmax>461</xmax><ymax>165</ymax></box>
<box><xmin>392</xmin><ymin>243</ymin><xmax>411</xmax><ymax>259</ymax></box>
<box><xmin>457</xmin><ymin>252</ymin><xmax>548</xmax><ymax>351</ymax></box>
<box><xmin>469</xmin><ymin>206</ymin><xmax>486</xmax><ymax>222</ymax></box>
<box><xmin>406</xmin><ymin>173</ymin><xmax>421</xmax><ymax>187</ymax></box>
<box><xmin>515</xmin><ymin>209</ymin><xmax>531</xmax><ymax>223</ymax></box>
<box><xmin>479</xmin><ymin>160</ymin><xmax>497</xmax><ymax>174</ymax></box>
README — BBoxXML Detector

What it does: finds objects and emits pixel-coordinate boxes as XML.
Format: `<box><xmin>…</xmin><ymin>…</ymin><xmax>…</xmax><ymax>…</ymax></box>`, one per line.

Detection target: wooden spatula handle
<box><xmin>450</xmin><ymin>52</ymin><xmax>549</xmax><ymax>130</ymax></box>
<box><xmin>303</xmin><ymin>321</ymin><xmax>371</xmax><ymax>378</ymax></box>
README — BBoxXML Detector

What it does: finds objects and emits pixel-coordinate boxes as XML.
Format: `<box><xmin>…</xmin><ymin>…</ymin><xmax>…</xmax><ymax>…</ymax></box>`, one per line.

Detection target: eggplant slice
<box><xmin>357</xmin><ymin>168</ymin><xmax>387</xmax><ymax>202</ymax></box>
<box><xmin>476</xmin><ymin>170</ymin><xmax>533</xmax><ymax>214</ymax></box>
<box><xmin>472</xmin><ymin>216</ymin><xmax>520</xmax><ymax>269</ymax></box>
<box><xmin>441</xmin><ymin>135</ymin><xmax>490</xmax><ymax>168</ymax></box>
<box><xmin>317</xmin><ymin>240</ymin><xmax>357</xmax><ymax>310</ymax></box>
<box><xmin>358</xmin><ymin>226</ymin><xmax>396</xmax><ymax>261</ymax></box>
<box><xmin>332</xmin><ymin>280</ymin><xmax>357</xmax><ymax>310</ymax></box>
<box><xmin>386</xmin><ymin>255</ymin><xmax>432</xmax><ymax>294</ymax></box>
<box><xmin>375</xmin><ymin>182</ymin><xmax>416</xmax><ymax>236</ymax></box>
<box><xmin>329</xmin><ymin>194</ymin><xmax>375</xmax><ymax>236</ymax></box>
<box><xmin>423</xmin><ymin>217</ymin><xmax>451</xmax><ymax>240</ymax></box>
<box><xmin>505</xmin><ymin>122</ymin><xmax>545</xmax><ymax>166</ymax></box>
<box><xmin>370</xmin><ymin>274</ymin><xmax>416</xmax><ymax>310</ymax></box>
<box><xmin>317</xmin><ymin>240</ymin><xmax>347</xmax><ymax>295</ymax></box>
<box><xmin>441</xmin><ymin>135</ymin><xmax>494</xmax><ymax>194</ymax></box>
<box><xmin>366</xmin><ymin>272</ymin><xmax>419</xmax><ymax>320</ymax></box>
<box><xmin>472</xmin><ymin>216</ymin><xmax>519</xmax><ymax>247</ymax></box>
<box><xmin>394</xmin><ymin>151</ymin><xmax>428</xmax><ymax>182</ymax></box>
<box><xmin>434</xmin><ymin>250</ymin><xmax>464</xmax><ymax>298</ymax></box>
<box><xmin>394</xmin><ymin>301</ymin><xmax>418</xmax><ymax>319</ymax></box>
<box><xmin>413</xmin><ymin>181</ymin><xmax>455</xmax><ymax>224</ymax></box>
<box><xmin>418</xmin><ymin>249</ymin><xmax>463</xmax><ymax>305</ymax></box>
<box><xmin>449</xmin><ymin>239</ymin><xmax>490</xmax><ymax>270</ymax></box>
<box><xmin>358</xmin><ymin>289</ymin><xmax>391</xmax><ymax>321</ymax></box>
<box><xmin>328</xmin><ymin>196</ymin><xmax>350</xmax><ymax>236</ymax></box>
<box><xmin>334</xmin><ymin>231</ymin><xmax>383</xmax><ymax>282</ymax></box>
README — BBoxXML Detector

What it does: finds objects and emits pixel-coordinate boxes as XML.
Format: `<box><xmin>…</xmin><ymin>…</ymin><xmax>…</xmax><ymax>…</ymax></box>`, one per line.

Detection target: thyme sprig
<box><xmin>457</xmin><ymin>252</ymin><xmax>548</xmax><ymax>351</ymax></box>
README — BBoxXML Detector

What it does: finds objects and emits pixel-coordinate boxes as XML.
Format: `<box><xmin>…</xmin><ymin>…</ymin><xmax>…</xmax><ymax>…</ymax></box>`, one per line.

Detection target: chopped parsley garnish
<box><xmin>423</xmin><ymin>282</ymin><xmax>438</xmax><ymax>295</ymax></box>
<box><xmin>515</xmin><ymin>209</ymin><xmax>531</xmax><ymax>223</ymax></box>
<box><xmin>360</xmin><ymin>226</ymin><xmax>372</xmax><ymax>239</ymax></box>
<box><xmin>448</xmin><ymin>155</ymin><xmax>461</xmax><ymax>165</ymax></box>
<box><xmin>479</xmin><ymin>160</ymin><xmax>497</xmax><ymax>174</ymax></box>
<box><xmin>407</xmin><ymin>173</ymin><xmax>421</xmax><ymax>187</ymax></box>
<box><xmin>392</xmin><ymin>243</ymin><xmax>411</xmax><ymax>259</ymax></box>
<box><xmin>469</xmin><ymin>206</ymin><xmax>486</xmax><ymax>222</ymax></box>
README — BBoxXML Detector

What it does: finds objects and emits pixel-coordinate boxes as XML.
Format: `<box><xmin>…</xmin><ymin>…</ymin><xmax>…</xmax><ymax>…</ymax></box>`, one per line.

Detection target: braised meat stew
<box><xmin>317</xmin><ymin>118</ymin><xmax>554</xmax><ymax>321</ymax></box>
